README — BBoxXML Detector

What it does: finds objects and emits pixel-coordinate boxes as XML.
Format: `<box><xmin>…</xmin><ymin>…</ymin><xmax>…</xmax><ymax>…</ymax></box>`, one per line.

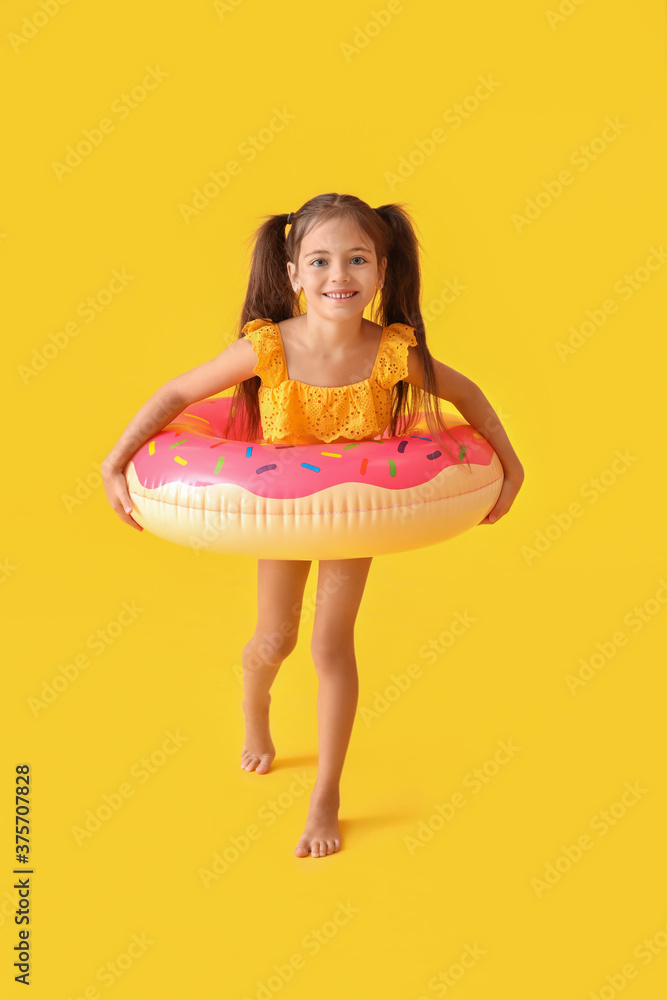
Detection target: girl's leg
<box><xmin>241</xmin><ymin>558</ymin><xmax>312</xmax><ymax>774</ymax></box>
<box><xmin>294</xmin><ymin>555</ymin><xmax>373</xmax><ymax>858</ymax></box>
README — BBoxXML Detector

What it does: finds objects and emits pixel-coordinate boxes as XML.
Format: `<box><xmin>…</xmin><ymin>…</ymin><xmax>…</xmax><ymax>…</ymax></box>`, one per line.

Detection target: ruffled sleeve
<box><xmin>375</xmin><ymin>323</ymin><xmax>418</xmax><ymax>390</ymax></box>
<box><xmin>241</xmin><ymin>319</ymin><xmax>286</xmax><ymax>388</ymax></box>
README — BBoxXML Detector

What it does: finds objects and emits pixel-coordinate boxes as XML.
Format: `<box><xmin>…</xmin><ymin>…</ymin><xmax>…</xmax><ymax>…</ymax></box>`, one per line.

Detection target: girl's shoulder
<box><xmin>241</xmin><ymin>316</ymin><xmax>276</xmax><ymax>336</ymax></box>
<box><xmin>375</xmin><ymin>323</ymin><xmax>419</xmax><ymax>389</ymax></box>
<box><xmin>241</xmin><ymin>318</ymin><xmax>285</xmax><ymax>386</ymax></box>
<box><xmin>384</xmin><ymin>322</ymin><xmax>418</xmax><ymax>345</ymax></box>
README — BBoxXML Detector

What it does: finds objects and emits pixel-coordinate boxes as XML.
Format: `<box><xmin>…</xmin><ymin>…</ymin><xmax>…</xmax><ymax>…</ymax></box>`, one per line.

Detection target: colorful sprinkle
<box><xmin>321</xmin><ymin>452</ymin><xmax>342</xmax><ymax>458</ymax></box>
<box><xmin>344</xmin><ymin>442</ymin><xmax>362</xmax><ymax>449</ymax></box>
<box><xmin>148</xmin><ymin>441</ymin><xmax>155</xmax><ymax>456</ymax></box>
<box><xmin>458</xmin><ymin>445</ymin><xmax>467</xmax><ymax>461</ymax></box>
<box><xmin>183</xmin><ymin>413</ymin><xmax>211</xmax><ymax>424</ymax></box>
<box><xmin>169</xmin><ymin>438</ymin><xmax>189</xmax><ymax>448</ymax></box>
<box><xmin>397</xmin><ymin>440</ymin><xmax>408</xmax><ymax>453</ymax></box>
<box><xmin>213</xmin><ymin>457</ymin><xmax>225</xmax><ymax>474</ymax></box>
<box><xmin>411</xmin><ymin>435</ymin><xmax>432</xmax><ymax>441</ymax></box>
<box><xmin>300</xmin><ymin>463</ymin><xmax>320</xmax><ymax>472</ymax></box>
<box><xmin>388</xmin><ymin>459</ymin><xmax>396</xmax><ymax>477</ymax></box>
<box><xmin>257</xmin><ymin>464</ymin><xmax>277</xmax><ymax>474</ymax></box>
<box><xmin>360</xmin><ymin>457</ymin><xmax>368</xmax><ymax>475</ymax></box>
<box><xmin>426</xmin><ymin>450</ymin><xmax>442</xmax><ymax>460</ymax></box>
<box><xmin>209</xmin><ymin>441</ymin><xmax>227</xmax><ymax>448</ymax></box>
<box><xmin>245</xmin><ymin>446</ymin><xmax>253</xmax><ymax>458</ymax></box>
<box><xmin>174</xmin><ymin>456</ymin><xmax>187</xmax><ymax>465</ymax></box>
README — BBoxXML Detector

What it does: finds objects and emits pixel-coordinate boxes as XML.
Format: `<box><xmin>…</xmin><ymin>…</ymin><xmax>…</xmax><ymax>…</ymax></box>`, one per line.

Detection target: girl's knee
<box><xmin>245</xmin><ymin>629</ymin><xmax>298</xmax><ymax>667</ymax></box>
<box><xmin>310</xmin><ymin>632</ymin><xmax>355</xmax><ymax>667</ymax></box>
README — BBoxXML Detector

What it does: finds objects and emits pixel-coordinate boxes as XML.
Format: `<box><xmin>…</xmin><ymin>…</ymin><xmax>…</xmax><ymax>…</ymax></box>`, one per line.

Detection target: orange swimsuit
<box><xmin>241</xmin><ymin>318</ymin><xmax>418</xmax><ymax>445</ymax></box>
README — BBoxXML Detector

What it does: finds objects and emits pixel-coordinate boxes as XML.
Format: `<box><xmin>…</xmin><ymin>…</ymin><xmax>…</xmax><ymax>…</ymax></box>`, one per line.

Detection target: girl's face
<box><xmin>288</xmin><ymin>217</ymin><xmax>386</xmax><ymax>321</ymax></box>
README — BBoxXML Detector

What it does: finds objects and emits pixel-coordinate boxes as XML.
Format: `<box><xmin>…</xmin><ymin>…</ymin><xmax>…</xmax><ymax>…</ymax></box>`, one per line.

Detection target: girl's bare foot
<box><xmin>294</xmin><ymin>790</ymin><xmax>341</xmax><ymax>858</ymax></box>
<box><xmin>240</xmin><ymin>694</ymin><xmax>276</xmax><ymax>774</ymax></box>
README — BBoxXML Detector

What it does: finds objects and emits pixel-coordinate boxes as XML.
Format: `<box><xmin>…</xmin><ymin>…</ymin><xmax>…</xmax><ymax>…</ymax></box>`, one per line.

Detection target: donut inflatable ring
<box><xmin>122</xmin><ymin>396</ymin><xmax>504</xmax><ymax>559</ymax></box>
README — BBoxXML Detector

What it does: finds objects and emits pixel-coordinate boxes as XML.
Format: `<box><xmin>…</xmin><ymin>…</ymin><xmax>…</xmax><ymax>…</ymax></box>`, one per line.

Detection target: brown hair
<box><xmin>223</xmin><ymin>192</ymin><xmax>470</xmax><ymax>468</ymax></box>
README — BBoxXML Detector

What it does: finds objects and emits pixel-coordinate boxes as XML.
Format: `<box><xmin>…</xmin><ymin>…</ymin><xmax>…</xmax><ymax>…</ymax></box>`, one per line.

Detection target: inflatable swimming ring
<box><xmin>122</xmin><ymin>396</ymin><xmax>504</xmax><ymax>559</ymax></box>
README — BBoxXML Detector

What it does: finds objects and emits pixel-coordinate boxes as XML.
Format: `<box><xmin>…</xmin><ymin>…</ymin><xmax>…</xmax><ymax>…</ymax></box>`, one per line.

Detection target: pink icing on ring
<box><xmin>127</xmin><ymin>397</ymin><xmax>495</xmax><ymax>501</ymax></box>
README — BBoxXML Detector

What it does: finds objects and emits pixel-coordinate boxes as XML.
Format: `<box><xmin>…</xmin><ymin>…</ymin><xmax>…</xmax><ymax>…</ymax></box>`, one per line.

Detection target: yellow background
<box><xmin>2</xmin><ymin>0</ymin><xmax>667</xmax><ymax>996</ymax></box>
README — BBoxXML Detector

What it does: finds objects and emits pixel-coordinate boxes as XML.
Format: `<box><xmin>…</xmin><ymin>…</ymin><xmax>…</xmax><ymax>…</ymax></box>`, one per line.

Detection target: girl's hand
<box><xmin>478</xmin><ymin>469</ymin><xmax>524</xmax><ymax>525</ymax></box>
<box><xmin>102</xmin><ymin>465</ymin><xmax>143</xmax><ymax>532</ymax></box>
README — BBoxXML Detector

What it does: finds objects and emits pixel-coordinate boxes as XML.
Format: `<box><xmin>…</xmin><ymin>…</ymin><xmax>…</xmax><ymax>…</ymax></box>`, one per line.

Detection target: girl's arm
<box><xmin>102</xmin><ymin>337</ymin><xmax>257</xmax><ymax>530</ymax></box>
<box><xmin>406</xmin><ymin>347</ymin><xmax>525</xmax><ymax>524</ymax></box>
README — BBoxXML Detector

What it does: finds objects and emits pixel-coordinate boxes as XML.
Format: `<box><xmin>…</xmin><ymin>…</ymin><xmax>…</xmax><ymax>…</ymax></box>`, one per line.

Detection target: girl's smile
<box><xmin>287</xmin><ymin>217</ymin><xmax>386</xmax><ymax>328</ymax></box>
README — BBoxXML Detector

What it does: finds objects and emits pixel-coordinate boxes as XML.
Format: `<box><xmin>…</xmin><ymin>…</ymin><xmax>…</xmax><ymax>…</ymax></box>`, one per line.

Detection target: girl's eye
<box><xmin>310</xmin><ymin>257</ymin><xmax>367</xmax><ymax>266</ymax></box>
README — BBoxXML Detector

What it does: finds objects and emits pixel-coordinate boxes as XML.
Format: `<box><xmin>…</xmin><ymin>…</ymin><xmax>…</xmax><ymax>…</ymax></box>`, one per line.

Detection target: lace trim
<box><xmin>242</xmin><ymin>318</ymin><xmax>284</xmax><ymax>388</ymax></box>
<box><xmin>374</xmin><ymin>323</ymin><xmax>418</xmax><ymax>389</ymax></box>
<box><xmin>257</xmin><ymin>380</ymin><xmax>381</xmax><ymax>443</ymax></box>
<box><xmin>241</xmin><ymin>318</ymin><xmax>418</xmax><ymax>443</ymax></box>
<box><xmin>241</xmin><ymin>319</ymin><xmax>417</xmax><ymax>390</ymax></box>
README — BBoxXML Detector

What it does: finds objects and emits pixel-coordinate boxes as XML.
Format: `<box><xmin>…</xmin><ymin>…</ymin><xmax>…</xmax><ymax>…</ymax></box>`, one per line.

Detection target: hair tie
<box><xmin>286</xmin><ymin>212</ymin><xmax>294</xmax><ymax>225</ymax></box>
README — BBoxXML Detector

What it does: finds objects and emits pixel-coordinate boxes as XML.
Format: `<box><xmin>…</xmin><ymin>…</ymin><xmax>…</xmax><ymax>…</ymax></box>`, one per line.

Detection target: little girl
<box><xmin>102</xmin><ymin>192</ymin><xmax>524</xmax><ymax>860</ymax></box>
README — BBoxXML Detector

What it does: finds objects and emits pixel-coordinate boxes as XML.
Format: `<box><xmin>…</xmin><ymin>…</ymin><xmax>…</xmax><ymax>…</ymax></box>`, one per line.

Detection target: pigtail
<box><xmin>224</xmin><ymin>212</ymin><xmax>300</xmax><ymax>442</ymax></box>
<box><xmin>239</xmin><ymin>213</ymin><xmax>301</xmax><ymax>328</ymax></box>
<box><xmin>374</xmin><ymin>203</ymin><xmax>472</xmax><ymax>472</ymax></box>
